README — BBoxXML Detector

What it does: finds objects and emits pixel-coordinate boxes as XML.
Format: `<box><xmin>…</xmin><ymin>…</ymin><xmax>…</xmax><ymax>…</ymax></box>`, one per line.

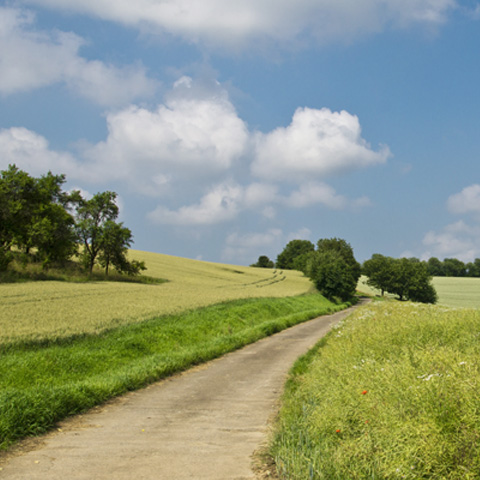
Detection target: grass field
<box><xmin>0</xmin><ymin>250</ymin><xmax>314</xmax><ymax>344</ymax></box>
<box><xmin>432</xmin><ymin>276</ymin><xmax>480</xmax><ymax>308</ymax></box>
<box><xmin>271</xmin><ymin>301</ymin><xmax>480</xmax><ymax>479</ymax></box>
<box><xmin>358</xmin><ymin>275</ymin><xmax>480</xmax><ymax>308</ymax></box>
<box><xmin>0</xmin><ymin>250</ymin><xmax>346</xmax><ymax>450</ymax></box>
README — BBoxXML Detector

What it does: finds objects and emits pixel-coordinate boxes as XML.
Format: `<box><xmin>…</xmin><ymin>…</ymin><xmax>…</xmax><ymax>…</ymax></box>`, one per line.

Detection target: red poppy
<box><xmin>336</xmin><ymin>429</ymin><xmax>341</xmax><ymax>433</ymax></box>
<box><xmin>362</xmin><ymin>390</ymin><xmax>368</xmax><ymax>395</ymax></box>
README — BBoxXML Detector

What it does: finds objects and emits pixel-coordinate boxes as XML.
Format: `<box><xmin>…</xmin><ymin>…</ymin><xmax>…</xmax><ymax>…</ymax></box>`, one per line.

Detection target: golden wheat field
<box><xmin>0</xmin><ymin>250</ymin><xmax>314</xmax><ymax>343</ymax></box>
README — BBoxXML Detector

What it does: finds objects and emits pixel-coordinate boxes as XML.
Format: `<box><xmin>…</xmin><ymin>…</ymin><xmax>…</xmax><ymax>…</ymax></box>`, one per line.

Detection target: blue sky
<box><xmin>1</xmin><ymin>0</ymin><xmax>480</xmax><ymax>265</ymax></box>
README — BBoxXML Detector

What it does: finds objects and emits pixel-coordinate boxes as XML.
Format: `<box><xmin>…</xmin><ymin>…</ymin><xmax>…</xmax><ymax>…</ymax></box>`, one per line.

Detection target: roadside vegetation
<box><xmin>271</xmin><ymin>300</ymin><xmax>480</xmax><ymax>479</ymax></box>
<box><xmin>0</xmin><ymin>293</ymin><xmax>349</xmax><ymax>450</ymax></box>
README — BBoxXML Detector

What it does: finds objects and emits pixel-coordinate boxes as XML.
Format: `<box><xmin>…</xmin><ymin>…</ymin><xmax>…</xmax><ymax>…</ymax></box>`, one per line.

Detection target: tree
<box><xmin>316</xmin><ymin>238</ymin><xmax>361</xmax><ymax>283</ymax></box>
<box><xmin>466</xmin><ymin>259</ymin><xmax>480</xmax><ymax>277</ymax></box>
<box><xmin>363</xmin><ymin>255</ymin><xmax>437</xmax><ymax>304</ymax></box>
<box><xmin>276</xmin><ymin>239</ymin><xmax>315</xmax><ymax>270</ymax></box>
<box><xmin>362</xmin><ymin>254</ymin><xmax>394</xmax><ymax>296</ymax></box>
<box><xmin>98</xmin><ymin>221</ymin><xmax>146</xmax><ymax>276</ymax></box>
<box><xmin>443</xmin><ymin>258</ymin><xmax>466</xmax><ymax>277</ymax></box>
<box><xmin>308</xmin><ymin>250</ymin><xmax>357</xmax><ymax>301</ymax></box>
<box><xmin>427</xmin><ymin>257</ymin><xmax>445</xmax><ymax>277</ymax></box>
<box><xmin>251</xmin><ymin>255</ymin><xmax>274</xmax><ymax>268</ymax></box>
<box><xmin>307</xmin><ymin>238</ymin><xmax>361</xmax><ymax>302</ymax></box>
<box><xmin>75</xmin><ymin>191</ymin><xmax>119</xmax><ymax>274</ymax></box>
<box><xmin>0</xmin><ymin>165</ymin><xmax>77</xmax><ymax>268</ymax></box>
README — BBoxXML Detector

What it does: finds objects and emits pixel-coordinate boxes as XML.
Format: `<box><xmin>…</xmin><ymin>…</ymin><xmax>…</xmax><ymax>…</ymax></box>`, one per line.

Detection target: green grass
<box><xmin>0</xmin><ymin>293</ymin><xmax>348</xmax><ymax>450</ymax></box>
<box><xmin>433</xmin><ymin>276</ymin><xmax>480</xmax><ymax>308</ymax></box>
<box><xmin>271</xmin><ymin>301</ymin><xmax>480</xmax><ymax>479</ymax></box>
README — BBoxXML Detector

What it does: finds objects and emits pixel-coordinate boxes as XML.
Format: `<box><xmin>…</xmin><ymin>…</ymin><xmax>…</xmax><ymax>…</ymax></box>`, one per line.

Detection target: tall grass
<box><xmin>271</xmin><ymin>301</ymin><xmax>480</xmax><ymax>479</ymax></box>
<box><xmin>0</xmin><ymin>293</ymin><xmax>347</xmax><ymax>450</ymax></box>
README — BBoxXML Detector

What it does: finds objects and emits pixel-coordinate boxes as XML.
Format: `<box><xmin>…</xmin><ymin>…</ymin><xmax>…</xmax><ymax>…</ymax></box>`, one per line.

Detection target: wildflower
<box><xmin>336</xmin><ymin>429</ymin><xmax>341</xmax><ymax>433</ymax></box>
<box><xmin>362</xmin><ymin>390</ymin><xmax>368</xmax><ymax>395</ymax></box>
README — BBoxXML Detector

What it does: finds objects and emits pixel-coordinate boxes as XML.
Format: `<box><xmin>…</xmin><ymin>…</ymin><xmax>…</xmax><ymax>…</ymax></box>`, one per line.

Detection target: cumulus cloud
<box><xmin>19</xmin><ymin>0</ymin><xmax>456</xmax><ymax>50</ymax></box>
<box><xmin>85</xmin><ymin>76</ymin><xmax>249</xmax><ymax>194</ymax></box>
<box><xmin>422</xmin><ymin>221</ymin><xmax>480</xmax><ymax>262</ymax></box>
<box><xmin>147</xmin><ymin>181</ymin><xmax>278</xmax><ymax>225</ymax></box>
<box><xmin>0</xmin><ymin>6</ymin><xmax>157</xmax><ymax>105</ymax></box>
<box><xmin>252</xmin><ymin>107</ymin><xmax>390</xmax><ymax>182</ymax></box>
<box><xmin>285</xmin><ymin>182</ymin><xmax>348</xmax><ymax>209</ymax></box>
<box><xmin>0</xmin><ymin>127</ymin><xmax>80</xmax><ymax>177</ymax></box>
<box><xmin>447</xmin><ymin>184</ymin><xmax>480</xmax><ymax>215</ymax></box>
<box><xmin>147</xmin><ymin>183</ymin><xmax>244</xmax><ymax>226</ymax></box>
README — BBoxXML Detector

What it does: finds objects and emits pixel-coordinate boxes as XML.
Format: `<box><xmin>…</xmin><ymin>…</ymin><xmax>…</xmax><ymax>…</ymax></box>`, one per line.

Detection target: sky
<box><xmin>1</xmin><ymin>0</ymin><xmax>480</xmax><ymax>266</ymax></box>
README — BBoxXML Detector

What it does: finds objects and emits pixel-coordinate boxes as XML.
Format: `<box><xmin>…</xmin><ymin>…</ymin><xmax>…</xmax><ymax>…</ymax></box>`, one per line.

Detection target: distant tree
<box><xmin>251</xmin><ymin>255</ymin><xmax>274</xmax><ymax>268</ymax></box>
<box><xmin>75</xmin><ymin>191</ymin><xmax>119</xmax><ymax>274</ymax></box>
<box><xmin>363</xmin><ymin>255</ymin><xmax>437</xmax><ymax>304</ymax></box>
<box><xmin>427</xmin><ymin>257</ymin><xmax>445</xmax><ymax>277</ymax></box>
<box><xmin>466</xmin><ymin>258</ymin><xmax>480</xmax><ymax>277</ymax></box>
<box><xmin>276</xmin><ymin>239</ymin><xmax>315</xmax><ymax>270</ymax></box>
<box><xmin>316</xmin><ymin>238</ymin><xmax>361</xmax><ymax>281</ymax></box>
<box><xmin>307</xmin><ymin>238</ymin><xmax>361</xmax><ymax>302</ymax></box>
<box><xmin>0</xmin><ymin>165</ymin><xmax>77</xmax><ymax>268</ymax></box>
<box><xmin>443</xmin><ymin>258</ymin><xmax>466</xmax><ymax>277</ymax></box>
<box><xmin>362</xmin><ymin>254</ymin><xmax>394</xmax><ymax>296</ymax></box>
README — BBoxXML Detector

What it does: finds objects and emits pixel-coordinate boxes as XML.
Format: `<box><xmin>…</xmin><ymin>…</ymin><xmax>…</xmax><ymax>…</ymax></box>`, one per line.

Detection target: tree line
<box><xmin>253</xmin><ymin>239</ymin><xmax>437</xmax><ymax>304</ymax></box>
<box><xmin>254</xmin><ymin>238</ymin><xmax>361</xmax><ymax>303</ymax></box>
<box><xmin>0</xmin><ymin>165</ymin><xmax>145</xmax><ymax>276</ymax></box>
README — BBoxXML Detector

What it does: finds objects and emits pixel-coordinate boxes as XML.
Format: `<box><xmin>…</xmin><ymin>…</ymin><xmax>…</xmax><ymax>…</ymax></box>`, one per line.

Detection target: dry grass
<box><xmin>0</xmin><ymin>250</ymin><xmax>314</xmax><ymax>344</ymax></box>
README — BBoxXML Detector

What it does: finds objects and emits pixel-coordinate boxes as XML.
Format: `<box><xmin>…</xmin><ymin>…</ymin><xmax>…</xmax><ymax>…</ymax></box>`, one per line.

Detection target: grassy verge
<box><xmin>271</xmin><ymin>301</ymin><xmax>480</xmax><ymax>479</ymax></box>
<box><xmin>0</xmin><ymin>293</ymin><xmax>348</xmax><ymax>450</ymax></box>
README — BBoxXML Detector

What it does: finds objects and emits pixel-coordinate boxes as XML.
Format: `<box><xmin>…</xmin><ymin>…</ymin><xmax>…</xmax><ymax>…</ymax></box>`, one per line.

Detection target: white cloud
<box><xmin>147</xmin><ymin>183</ymin><xmax>244</xmax><ymax>226</ymax></box>
<box><xmin>422</xmin><ymin>221</ymin><xmax>480</xmax><ymax>262</ymax></box>
<box><xmin>147</xmin><ymin>180</ymin><xmax>279</xmax><ymax>225</ymax></box>
<box><xmin>285</xmin><ymin>182</ymin><xmax>348</xmax><ymax>209</ymax></box>
<box><xmin>0</xmin><ymin>127</ymin><xmax>80</xmax><ymax>177</ymax></box>
<box><xmin>222</xmin><ymin>229</ymin><xmax>283</xmax><ymax>264</ymax></box>
<box><xmin>86</xmin><ymin>77</ymin><xmax>249</xmax><ymax>194</ymax></box>
<box><xmin>19</xmin><ymin>0</ymin><xmax>456</xmax><ymax>50</ymax></box>
<box><xmin>252</xmin><ymin>107</ymin><xmax>390</xmax><ymax>182</ymax></box>
<box><xmin>447</xmin><ymin>184</ymin><xmax>480</xmax><ymax>215</ymax></box>
<box><xmin>0</xmin><ymin>6</ymin><xmax>157</xmax><ymax>105</ymax></box>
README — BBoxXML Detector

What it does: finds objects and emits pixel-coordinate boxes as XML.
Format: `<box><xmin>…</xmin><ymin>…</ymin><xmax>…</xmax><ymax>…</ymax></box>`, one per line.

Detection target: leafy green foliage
<box><xmin>307</xmin><ymin>238</ymin><xmax>361</xmax><ymax>302</ymax></box>
<box><xmin>0</xmin><ymin>165</ymin><xmax>144</xmax><ymax>278</ymax></box>
<box><xmin>363</xmin><ymin>255</ymin><xmax>437</xmax><ymax>304</ymax></box>
<box><xmin>251</xmin><ymin>255</ymin><xmax>275</xmax><ymax>268</ymax></box>
<box><xmin>276</xmin><ymin>239</ymin><xmax>315</xmax><ymax>270</ymax></box>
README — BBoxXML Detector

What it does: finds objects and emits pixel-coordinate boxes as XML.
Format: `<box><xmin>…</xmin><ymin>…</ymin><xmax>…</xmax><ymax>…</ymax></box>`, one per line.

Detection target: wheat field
<box><xmin>0</xmin><ymin>250</ymin><xmax>314</xmax><ymax>343</ymax></box>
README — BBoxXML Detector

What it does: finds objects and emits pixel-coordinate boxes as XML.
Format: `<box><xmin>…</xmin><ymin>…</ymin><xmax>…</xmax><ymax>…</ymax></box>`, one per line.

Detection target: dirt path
<box><xmin>0</xmin><ymin>302</ymin><xmax>365</xmax><ymax>479</ymax></box>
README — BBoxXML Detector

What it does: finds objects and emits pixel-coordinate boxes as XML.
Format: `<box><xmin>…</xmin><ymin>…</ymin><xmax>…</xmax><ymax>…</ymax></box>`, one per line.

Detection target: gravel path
<box><xmin>0</xmin><ymin>302</ymin><xmax>365</xmax><ymax>479</ymax></box>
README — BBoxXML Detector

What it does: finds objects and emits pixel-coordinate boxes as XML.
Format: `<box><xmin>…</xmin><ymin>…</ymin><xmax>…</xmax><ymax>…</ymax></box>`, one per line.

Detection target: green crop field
<box><xmin>358</xmin><ymin>275</ymin><xmax>480</xmax><ymax>309</ymax></box>
<box><xmin>432</xmin><ymin>276</ymin><xmax>480</xmax><ymax>308</ymax></box>
<box><xmin>0</xmin><ymin>250</ymin><xmax>314</xmax><ymax>344</ymax></box>
<box><xmin>272</xmin><ymin>301</ymin><xmax>480</xmax><ymax>479</ymax></box>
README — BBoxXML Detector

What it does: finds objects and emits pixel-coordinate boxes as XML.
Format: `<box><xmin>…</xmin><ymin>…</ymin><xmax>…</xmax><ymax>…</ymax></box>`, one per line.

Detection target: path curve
<box><xmin>0</xmin><ymin>301</ymin><xmax>366</xmax><ymax>480</ymax></box>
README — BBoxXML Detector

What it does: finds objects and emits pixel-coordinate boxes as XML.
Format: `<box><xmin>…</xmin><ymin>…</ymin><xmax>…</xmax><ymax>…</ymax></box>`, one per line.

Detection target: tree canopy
<box><xmin>276</xmin><ymin>239</ymin><xmax>315</xmax><ymax>270</ymax></box>
<box><xmin>363</xmin><ymin>255</ymin><xmax>437</xmax><ymax>304</ymax></box>
<box><xmin>0</xmin><ymin>165</ymin><xmax>145</xmax><ymax>277</ymax></box>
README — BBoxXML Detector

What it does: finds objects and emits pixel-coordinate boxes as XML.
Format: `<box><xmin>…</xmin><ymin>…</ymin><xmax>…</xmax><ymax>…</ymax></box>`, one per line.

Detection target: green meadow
<box><xmin>272</xmin><ymin>297</ymin><xmax>480</xmax><ymax>479</ymax></box>
<box><xmin>0</xmin><ymin>251</ymin><xmax>347</xmax><ymax>450</ymax></box>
